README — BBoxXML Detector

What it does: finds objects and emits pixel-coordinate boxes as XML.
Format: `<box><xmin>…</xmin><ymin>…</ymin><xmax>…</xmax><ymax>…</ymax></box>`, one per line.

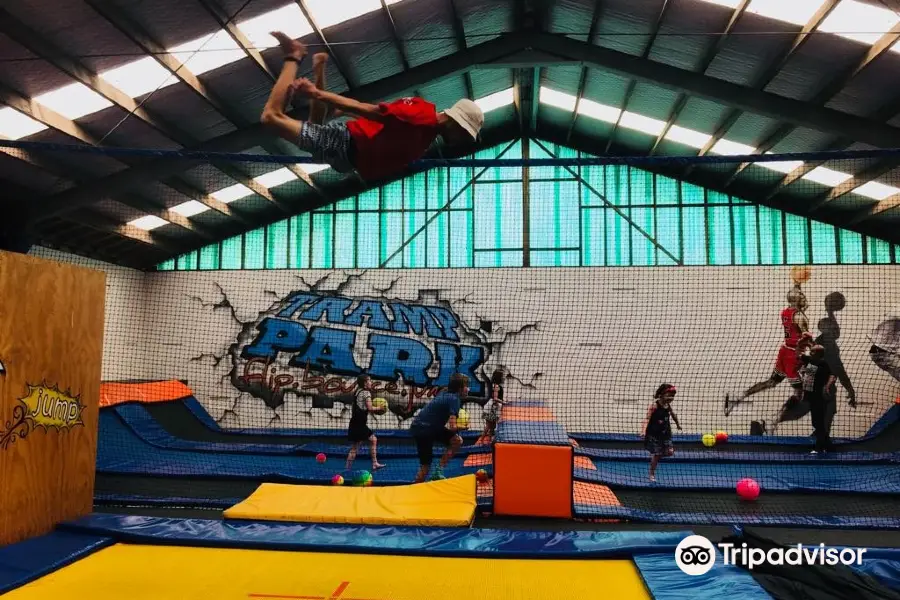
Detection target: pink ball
<box><xmin>331</xmin><ymin>474</ymin><xmax>344</xmax><ymax>486</ymax></box>
<box><xmin>316</xmin><ymin>453</ymin><xmax>327</xmax><ymax>464</ymax></box>
<box><xmin>737</xmin><ymin>478</ymin><xmax>760</xmax><ymax>501</ymax></box>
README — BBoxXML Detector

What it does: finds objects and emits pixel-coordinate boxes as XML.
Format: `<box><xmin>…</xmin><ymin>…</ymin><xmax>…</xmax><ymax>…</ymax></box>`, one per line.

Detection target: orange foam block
<box><xmin>464</xmin><ymin>453</ymin><xmax>492</xmax><ymax>467</ymax></box>
<box><xmin>573</xmin><ymin>482</ymin><xmax>621</xmax><ymax>507</ymax></box>
<box><xmin>499</xmin><ymin>406</ymin><xmax>556</xmax><ymax>422</ymax></box>
<box><xmin>493</xmin><ymin>443</ymin><xmax>572</xmax><ymax>518</ymax></box>
<box><xmin>573</xmin><ymin>456</ymin><xmax>596</xmax><ymax>471</ymax></box>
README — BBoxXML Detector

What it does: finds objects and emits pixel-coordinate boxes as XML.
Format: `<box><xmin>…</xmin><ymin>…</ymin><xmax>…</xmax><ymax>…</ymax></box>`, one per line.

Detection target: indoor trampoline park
<box><xmin>3</xmin><ymin>1</ymin><xmax>900</xmax><ymax>599</ymax></box>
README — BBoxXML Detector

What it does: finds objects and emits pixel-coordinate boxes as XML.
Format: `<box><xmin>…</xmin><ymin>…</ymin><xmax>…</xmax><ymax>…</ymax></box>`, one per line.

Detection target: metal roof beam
<box><xmin>195</xmin><ymin>0</ymin><xmax>274</xmax><ymax>80</ymax></box>
<box><xmin>447</xmin><ymin>0</ymin><xmax>475</xmax><ymax>99</ymax></box>
<box><xmin>294</xmin><ymin>0</ymin><xmax>355</xmax><ymax>90</ymax></box>
<box><xmin>566</xmin><ymin>0</ymin><xmax>604</xmax><ymax>144</ymax></box>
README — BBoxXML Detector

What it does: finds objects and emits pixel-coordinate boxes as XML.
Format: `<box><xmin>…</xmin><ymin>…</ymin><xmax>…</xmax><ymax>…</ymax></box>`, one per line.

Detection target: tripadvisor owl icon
<box><xmin>675</xmin><ymin>535</ymin><xmax>717</xmax><ymax>576</ymax></box>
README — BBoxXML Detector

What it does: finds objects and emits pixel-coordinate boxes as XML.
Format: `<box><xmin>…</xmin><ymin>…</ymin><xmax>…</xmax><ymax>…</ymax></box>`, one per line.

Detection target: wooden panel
<box><xmin>0</xmin><ymin>251</ymin><xmax>105</xmax><ymax>545</ymax></box>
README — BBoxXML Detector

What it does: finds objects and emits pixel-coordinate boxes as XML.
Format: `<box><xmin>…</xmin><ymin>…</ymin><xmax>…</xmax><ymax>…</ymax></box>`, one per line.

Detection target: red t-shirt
<box><xmin>781</xmin><ymin>307</ymin><xmax>803</xmax><ymax>348</ymax></box>
<box><xmin>346</xmin><ymin>97</ymin><xmax>439</xmax><ymax>181</ymax></box>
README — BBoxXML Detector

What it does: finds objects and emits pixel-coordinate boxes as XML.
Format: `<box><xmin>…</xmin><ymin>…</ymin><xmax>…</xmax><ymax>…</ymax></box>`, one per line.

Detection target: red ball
<box><xmin>475</xmin><ymin>469</ymin><xmax>489</xmax><ymax>483</ymax></box>
<box><xmin>737</xmin><ymin>478</ymin><xmax>760</xmax><ymax>501</ymax></box>
<box><xmin>316</xmin><ymin>453</ymin><xmax>327</xmax><ymax>463</ymax></box>
<box><xmin>715</xmin><ymin>431</ymin><xmax>728</xmax><ymax>444</ymax></box>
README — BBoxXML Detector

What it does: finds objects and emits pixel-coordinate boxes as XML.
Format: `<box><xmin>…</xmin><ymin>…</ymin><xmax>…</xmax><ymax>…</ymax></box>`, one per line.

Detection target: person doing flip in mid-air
<box><xmin>261</xmin><ymin>32</ymin><xmax>484</xmax><ymax>182</ymax></box>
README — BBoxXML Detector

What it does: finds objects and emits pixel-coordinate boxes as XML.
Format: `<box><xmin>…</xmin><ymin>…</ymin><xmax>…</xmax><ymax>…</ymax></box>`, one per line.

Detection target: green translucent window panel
<box><xmin>244</xmin><ymin>230</ymin><xmax>264</xmax><ymax>270</ymax></box>
<box><xmin>582</xmin><ymin>165</ymin><xmax>605</xmax><ymax>206</ymax></box>
<box><xmin>404</xmin><ymin>210</ymin><xmax>426</xmax><ymax>267</ymax></box>
<box><xmin>358</xmin><ymin>189</ymin><xmax>379</xmax><ymax>211</ymax></box>
<box><xmin>222</xmin><ymin>235</ymin><xmax>243</xmax><ymax>269</ymax></box>
<box><xmin>530</xmin><ymin>250</ymin><xmax>579</xmax><ymax>267</ymax></box>
<box><xmin>406</xmin><ymin>173</ymin><xmax>426</xmax><ymax>210</ymax></box>
<box><xmin>629</xmin><ymin>169</ymin><xmax>653</xmax><ymax>206</ymax></box>
<box><xmin>449</xmin><ymin>210</ymin><xmax>472</xmax><ymax>267</ymax></box>
<box><xmin>896</xmin><ymin>245</ymin><xmax>900</xmax><ymax>264</ymax></box>
<box><xmin>474</xmin><ymin>250</ymin><xmax>523</xmax><ymax>267</ymax></box>
<box><xmin>867</xmin><ymin>236</ymin><xmax>892</xmax><ymax>264</ymax></box>
<box><xmin>335</xmin><ymin>197</ymin><xmax>355</xmax><ymax>211</ymax></box>
<box><xmin>477</xmin><ymin>141</ymin><xmax>520</xmax><ymax>181</ymax></box>
<box><xmin>356</xmin><ymin>212</ymin><xmax>379</xmax><ymax>268</ymax></box>
<box><xmin>476</xmin><ymin>182</ymin><xmax>522</xmax><ymax>249</ymax></box>
<box><xmin>810</xmin><ymin>221</ymin><xmax>837</xmax><ymax>264</ymax></box>
<box><xmin>681</xmin><ymin>182</ymin><xmax>704</xmax><ymax>205</ymax></box>
<box><xmin>199</xmin><ymin>245</ymin><xmax>219</xmax><ymax>270</ymax></box>
<box><xmin>607</xmin><ymin>166</ymin><xmax>628</xmax><ymax>206</ymax></box>
<box><xmin>528</xmin><ymin>139</ymin><xmax>558</xmax><ymax>180</ymax></box>
<box><xmin>157</xmin><ymin>259</ymin><xmax>176</xmax><ymax>271</ymax></box>
<box><xmin>426</xmin><ymin>211</ymin><xmax>448</xmax><ymax>268</ymax></box>
<box><xmin>655</xmin><ymin>175</ymin><xmax>678</xmax><ymax>206</ymax></box>
<box><xmin>655</xmin><ymin>207</ymin><xmax>680</xmax><ymax>266</ymax></box>
<box><xmin>529</xmin><ymin>181</ymin><xmax>576</xmax><ymax>249</ymax></box>
<box><xmin>682</xmin><ymin>207</ymin><xmax>707</xmax><ymax>265</ymax></box>
<box><xmin>449</xmin><ymin>168</ymin><xmax>474</xmax><ymax>209</ymax></box>
<box><xmin>631</xmin><ymin>207</ymin><xmax>655</xmax><ymax>266</ymax></box>
<box><xmin>311</xmin><ymin>213</ymin><xmax>333</xmax><ymax>269</ymax></box>
<box><xmin>334</xmin><ymin>213</ymin><xmax>356</xmax><ymax>268</ymax></box>
<box><xmin>382</xmin><ymin>180</ymin><xmax>403</xmax><ymax>210</ymax></box>
<box><xmin>581</xmin><ymin>208</ymin><xmax>606</xmax><ymax>266</ymax></box>
<box><xmin>380</xmin><ymin>212</ymin><xmax>403</xmax><ymax>268</ymax></box>
<box><xmin>708</xmin><ymin>206</ymin><xmax>732</xmax><ymax>265</ymax></box>
<box><xmin>758</xmin><ymin>206</ymin><xmax>784</xmax><ymax>265</ymax></box>
<box><xmin>606</xmin><ymin>209</ymin><xmax>631</xmax><ymax>266</ymax></box>
<box><xmin>708</xmin><ymin>191</ymin><xmax>729</xmax><ymax>205</ymax></box>
<box><xmin>838</xmin><ymin>229</ymin><xmax>863</xmax><ymax>264</ymax></box>
<box><xmin>784</xmin><ymin>213</ymin><xmax>809</xmax><ymax>264</ymax></box>
<box><xmin>265</xmin><ymin>221</ymin><xmax>288</xmax><ymax>269</ymax></box>
<box><xmin>732</xmin><ymin>205</ymin><xmax>759</xmax><ymax>265</ymax></box>
<box><xmin>289</xmin><ymin>214</ymin><xmax>310</xmax><ymax>269</ymax></box>
<box><xmin>428</xmin><ymin>170</ymin><xmax>448</xmax><ymax>209</ymax></box>
<box><xmin>314</xmin><ymin>202</ymin><xmax>333</xmax><ymax>212</ymax></box>
<box><xmin>176</xmin><ymin>251</ymin><xmax>198</xmax><ymax>271</ymax></box>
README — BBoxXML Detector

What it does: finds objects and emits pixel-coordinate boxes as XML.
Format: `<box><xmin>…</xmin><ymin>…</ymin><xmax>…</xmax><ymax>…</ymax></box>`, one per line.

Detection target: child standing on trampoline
<box><xmin>262</xmin><ymin>32</ymin><xmax>484</xmax><ymax>182</ymax></box>
<box><xmin>644</xmin><ymin>384</ymin><xmax>682</xmax><ymax>482</ymax></box>
<box><xmin>477</xmin><ymin>369</ymin><xmax>505</xmax><ymax>444</ymax></box>
<box><xmin>345</xmin><ymin>375</ymin><xmax>386</xmax><ymax>472</ymax></box>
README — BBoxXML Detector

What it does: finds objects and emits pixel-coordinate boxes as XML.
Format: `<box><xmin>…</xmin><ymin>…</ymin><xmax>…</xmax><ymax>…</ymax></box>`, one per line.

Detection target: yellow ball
<box><xmin>702</xmin><ymin>434</ymin><xmax>716</xmax><ymax>447</ymax></box>
<box><xmin>372</xmin><ymin>397</ymin><xmax>387</xmax><ymax>411</ymax></box>
<box><xmin>456</xmin><ymin>408</ymin><xmax>469</xmax><ymax>429</ymax></box>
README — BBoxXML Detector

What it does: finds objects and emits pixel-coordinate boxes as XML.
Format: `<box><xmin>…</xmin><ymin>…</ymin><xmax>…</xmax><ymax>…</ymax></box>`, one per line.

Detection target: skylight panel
<box><xmin>34</xmin><ymin>83</ymin><xmax>113</xmax><ymax>120</ymax></box>
<box><xmin>170</xmin><ymin>200</ymin><xmax>210</xmax><ymax>217</ymax></box>
<box><xmin>303</xmin><ymin>163</ymin><xmax>329</xmax><ymax>174</ymax></box>
<box><xmin>100</xmin><ymin>57</ymin><xmax>177</xmax><ymax>97</ymax></box>
<box><xmin>819</xmin><ymin>0</ymin><xmax>900</xmax><ymax>45</ymax></box>
<box><xmin>852</xmin><ymin>180</ymin><xmax>900</xmax><ymax>200</ymax></box>
<box><xmin>476</xmin><ymin>88</ymin><xmax>515</xmax><ymax>113</ymax></box>
<box><xmin>711</xmin><ymin>139</ymin><xmax>756</xmax><ymax>155</ymax></box>
<box><xmin>539</xmin><ymin>87</ymin><xmax>577</xmax><ymax>112</ymax></box>
<box><xmin>0</xmin><ymin>107</ymin><xmax>47</xmax><ymax>139</ymax></box>
<box><xmin>619</xmin><ymin>111</ymin><xmax>666</xmax><ymax>136</ymax></box>
<box><xmin>130</xmin><ymin>215</ymin><xmax>169</xmax><ymax>230</ymax></box>
<box><xmin>665</xmin><ymin>125</ymin><xmax>712</xmax><ymax>149</ymax></box>
<box><xmin>255</xmin><ymin>167</ymin><xmax>297</xmax><ymax>188</ymax></box>
<box><xmin>698</xmin><ymin>0</ymin><xmax>743</xmax><ymax>8</ymax></box>
<box><xmin>747</xmin><ymin>0</ymin><xmax>824</xmax><ymax>27</ymax></box>
<box><xmin>758</xmin><ymin>153</ymin><xmax>804</xmax><ymax>174</ymax></box>
<box><xmin>237</xmin><ymin>5</ymin><xmax>313</xmax><ymax>49</ymax></box>
<box><xmin>169</xmin><ymin>30</ymin><xmax>245</xmax><ymax>76</ymax></box>
<box><xmin>212</xmin><ymin>183</ymin><xmax>253</xmax><ymax>203</ymax></box>
<box><xmin>304</xmin><ymin>0</ymin><xmax>382</xmax><ymax>29</ymax></box>
<box><xmin>577</xmin><ymin>98</ymin><xmax>621</xmax><ymax>123</ymax></box>
<box><xmin>802</xmin><ymin>166</ymin><xmax>852</xmax><ymax>186</ymax></box>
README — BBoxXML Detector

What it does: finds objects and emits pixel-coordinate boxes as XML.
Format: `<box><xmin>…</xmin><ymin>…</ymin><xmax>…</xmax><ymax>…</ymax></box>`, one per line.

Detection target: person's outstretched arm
<box><xmin>261</xmin><ymin>32</ymin><xmax>307</xmax><ymax>142</ymax></box>
<box><xmin>292</xmin><ymin>79</ymin><xmax>387</xmax><ymax>122</ymax></box>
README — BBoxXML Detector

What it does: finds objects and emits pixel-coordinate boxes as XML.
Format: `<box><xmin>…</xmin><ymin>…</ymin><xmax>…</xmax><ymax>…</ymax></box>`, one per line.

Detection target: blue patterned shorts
<box><xmin>296</xmin><ymin>121</ymin><xmax>354</xmax><ymax>173</ymax></box>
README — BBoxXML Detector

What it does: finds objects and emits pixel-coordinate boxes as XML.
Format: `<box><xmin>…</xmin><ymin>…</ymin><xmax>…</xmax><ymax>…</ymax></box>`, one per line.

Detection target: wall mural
<box><xmin>0</xmin><ymin>383</ymin><xmax>85</xmax><ymax>450</ymax></box>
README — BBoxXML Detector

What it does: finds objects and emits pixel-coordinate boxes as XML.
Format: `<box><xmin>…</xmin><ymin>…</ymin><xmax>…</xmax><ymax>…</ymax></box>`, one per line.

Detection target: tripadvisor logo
<box><xmin>675</xmin><ymin>535</ymin><xmax>868</xmax><ymax>576</ymax></box>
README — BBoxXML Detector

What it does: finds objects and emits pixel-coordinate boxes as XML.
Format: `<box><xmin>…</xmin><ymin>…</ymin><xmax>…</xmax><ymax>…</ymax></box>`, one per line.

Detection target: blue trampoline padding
<box><xmin>575</xmin><ymin>447</ymin><xmax>899</xmax><ymax>464</ymax></box>
<box><xmin>111</xmin><ymin>404</ymin><xmax>490</xmax><ymax>458</ymax></box>
<box><xmin>94</xmin><ymin>493</ymin><xmax>242</xmax><ymax>509</ymax></box>
<box><xmin>634</xmin><ymin>553</ymin><xmax>772</xmax><ymax>600</ymax></box>
<box><xmin>0</xmin><ymin>531</ymin><xmax>113</xmax><ymax>595</ymax></box>
<box><xmin>60</xmin><ymin>514</ymin><xmax>692</xmax><ymax>558</ymax></box>
<box><xmin>573</xmin><ymin>504</ymin><xmax>900</xmax><ymax>530</ymax></box>
<box><xmin>97</xmin><ymin>411</ymin><xmax>477</xmax><ymax>483</ymax></box>
<box><xmin>851</xmin><ymin>558</ymin><xmax>900</xmax><ymax>592</ymax></box>
<box><xmin>496</xmin><ymin>420</ymin><xmax>569</xmax><ymax>445</ymax></box>
<box><xmin>577</xmin><ymin>460</ymin><xmax>900</xmax><ymax>493</ymax></box>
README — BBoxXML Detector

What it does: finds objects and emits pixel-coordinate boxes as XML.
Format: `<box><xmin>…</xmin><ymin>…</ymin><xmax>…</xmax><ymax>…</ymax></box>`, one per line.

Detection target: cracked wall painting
<box><xmin>136</xmin><ymin>267</ymin><xmax>898</xmax><ymax>436</ymax></box>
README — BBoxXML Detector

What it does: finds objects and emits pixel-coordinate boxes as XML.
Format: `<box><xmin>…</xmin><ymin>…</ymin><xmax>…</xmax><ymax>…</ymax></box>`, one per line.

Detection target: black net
<box><xmin>16</xmin><ymin>139</ymin><xmax>900</xmax><ymax>527</ymax></box>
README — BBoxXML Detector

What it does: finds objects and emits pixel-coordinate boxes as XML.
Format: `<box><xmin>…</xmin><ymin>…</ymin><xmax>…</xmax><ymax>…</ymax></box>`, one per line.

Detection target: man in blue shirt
<box><xmin>410</xmin><ymin>373</ymin><xmax>469</xmax><ymax>482</ymax></box>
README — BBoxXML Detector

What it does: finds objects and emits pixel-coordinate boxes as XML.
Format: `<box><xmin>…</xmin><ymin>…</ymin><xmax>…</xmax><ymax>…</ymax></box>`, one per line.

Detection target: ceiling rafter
<box><xmin>605</xmin><ymin>0</ymin><xmax>672</xmax><ymax>153</ymax></box>
<box><xmin>294</xmin><ymin>0</ymin><xmax>355</xmax><ymax>90</ymax></box>
<box><xmin>447</xmin><ymin>0</ymin><xmax>475</xmax><ymax>99</ymax></box>
<box><xmin>566</xmin><ymin>0</ymin><xmax>604</xmax><ymax>144</ymax></box>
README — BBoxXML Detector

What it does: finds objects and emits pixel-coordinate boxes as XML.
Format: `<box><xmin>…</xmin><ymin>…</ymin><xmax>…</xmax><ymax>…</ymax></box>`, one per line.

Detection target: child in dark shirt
<box><xmin>644</xmin><ymin>383</ymin><xmax>682</xmax><ymax>482</ymax></box>
<box><xmin>799</xmin><ymin>345</ymin><xmax>836</xmax><ymax>455</ymax></box>
<box><xmin>478</xmin><ymin>369</ymin><xmax>505</xmax><ymax>444</ymax></box>
<box><xmin>345</xmin><ymin>375</ymin><xmax>386</xmax><ymax>471</ymax></box>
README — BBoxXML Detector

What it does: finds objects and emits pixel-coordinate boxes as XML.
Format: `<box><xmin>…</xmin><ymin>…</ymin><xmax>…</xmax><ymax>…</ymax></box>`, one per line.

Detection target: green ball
<box><xmin>353</xmin><ymin>470</ymin><xmax>372</xmax><ymax>486</ymax></box>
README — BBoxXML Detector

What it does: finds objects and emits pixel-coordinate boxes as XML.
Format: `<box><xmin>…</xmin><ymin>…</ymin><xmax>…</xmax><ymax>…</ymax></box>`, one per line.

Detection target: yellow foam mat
<box><xmin>6</xmin><ymin>543</ymin><xmax>652</xmax><ymax>600</ymax></box>
<box><xmin>223</xmin><ymin>475</ymin><xmax>477</xmax><ymax>527</ymax></box>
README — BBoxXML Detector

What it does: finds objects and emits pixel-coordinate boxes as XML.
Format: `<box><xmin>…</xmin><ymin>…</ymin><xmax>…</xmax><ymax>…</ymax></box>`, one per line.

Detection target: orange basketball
<box><xmin>790</xmin><ymin>266</ymin><xmax>812</xmax><ymax>285</ymax></box>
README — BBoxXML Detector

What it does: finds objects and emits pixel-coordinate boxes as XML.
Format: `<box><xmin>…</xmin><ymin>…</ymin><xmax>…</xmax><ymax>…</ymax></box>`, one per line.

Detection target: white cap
<box><xmin>444</xmin><ymin>99</ymin><xmax>484</xmax><ymax>140</ymax></box>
